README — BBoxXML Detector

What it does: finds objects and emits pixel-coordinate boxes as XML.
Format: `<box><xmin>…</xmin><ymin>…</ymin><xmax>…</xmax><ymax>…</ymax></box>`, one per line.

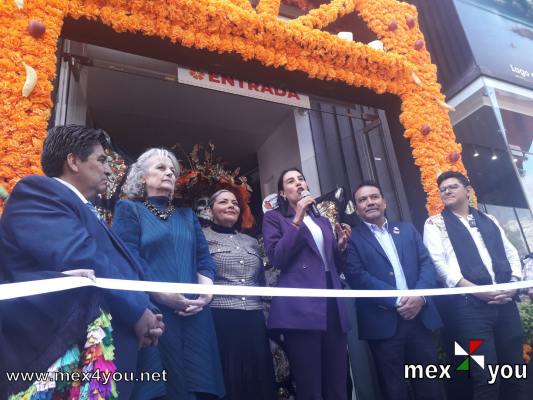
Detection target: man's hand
<box><xmin>457</xmin><ymin>278</ymin><xmax>514</xmax><ymax>305</ymax></box>
<box><xmin>134</xmin><ymin>309</ymin><xmax>165</xmax><ymax>348</ymax></box>
<box><xmin>148</xmin><ymin>313</ymin><xmax>165</xmax><ymax>346</ymax></box>
<box><xmin>472</xmin><ymin>290</ymin><xmax>514</xmax><ymax>304</ymax></box>
<box><xmin>397</xmin><ymin>296</ymin><xmax>425</xmax><ymax>320</ymax></box>
<box><xmin>486</xmin><ymin>289</ymin><xmax>516</xmax><ymax>305</ymax></box>
<box><xmin>471</xmin><ymin>290</ymin><xmax>500</xmax><ymax>303</ymax></box>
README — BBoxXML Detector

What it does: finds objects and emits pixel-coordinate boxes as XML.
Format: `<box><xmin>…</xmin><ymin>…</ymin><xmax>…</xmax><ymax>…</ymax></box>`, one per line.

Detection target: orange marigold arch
<box><xmin>0</xmin><ymin>0</ymin><xmax>469</xmax><ymax>214</ymax></box>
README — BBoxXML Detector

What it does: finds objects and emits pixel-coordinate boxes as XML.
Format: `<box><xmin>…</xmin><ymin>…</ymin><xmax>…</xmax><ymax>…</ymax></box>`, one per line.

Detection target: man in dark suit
<box><xmin>0</xmin><ymin>125</ymin><xmax>164</xmax><ymax>398</ymax></box>
<box><xmin>345</xmin><ymin>181</ymin><xmax>443</xmax><ymax>400</ymax></box>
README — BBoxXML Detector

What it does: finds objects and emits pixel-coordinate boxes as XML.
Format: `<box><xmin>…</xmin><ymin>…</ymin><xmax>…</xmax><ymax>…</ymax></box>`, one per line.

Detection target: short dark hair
<box><xmin>353</xmin><ymin>181</ymin><xmax>383</xmax><ymax>199</ymax></box>
<box><xmin>277</xmin><ymin>167</ymin><xmax>306</xmax><ymax>217</ymax></box>
<box><xmin>208</xmin><ymin>188</ymin><xmax>243</xmax><ymax>230</ymax></box>
<box><xmin>436</xmin><ymin>171</ymin><xmax>470</xmax><ymax>188</ymax></box>
<box><xmin>41</xmin><ymin>125</ymin><xmax>110</xmax><ymax>177</ymax></box>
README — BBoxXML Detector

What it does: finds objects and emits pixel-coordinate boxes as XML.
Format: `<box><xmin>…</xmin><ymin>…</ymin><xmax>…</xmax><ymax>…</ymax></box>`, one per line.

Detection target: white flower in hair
<box><xmin>262</xmin><ymin>193</ymin><xmax>279</xmax><ymax>213</ymax></box>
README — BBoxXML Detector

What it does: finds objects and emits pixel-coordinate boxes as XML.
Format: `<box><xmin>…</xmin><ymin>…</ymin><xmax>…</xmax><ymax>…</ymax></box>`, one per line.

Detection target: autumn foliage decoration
<box><xmin>0</xmin><ymin>0</ymin><xmax>468</xmax><ymax>215</ymax></box>
<box><xmin>175</xmin><ymin>142</ymin><xmax>255</xmax><ymax>229</ymax></box>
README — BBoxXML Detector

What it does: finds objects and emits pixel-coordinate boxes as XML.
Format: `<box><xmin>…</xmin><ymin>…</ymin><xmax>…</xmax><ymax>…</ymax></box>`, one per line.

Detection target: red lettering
<box><xmin>209</xmin><ymin>73</ymin><xmax>220</xmax><ymax>83</ymax></box>
<box><xmin>248</xmin><ymin>82</ymin><xmax>261</xmax><ymax>92</ymax></box>
<box><xmin>261</xmin><ymin>85</ymin><xmax>274</xmax><ymax>94</ymax></box>
<box><xmin>288</xmin><ymin>91</ymin><xmax>301</xmax><ymax>100</ymax></box>
<box><xmin>221</xmin><ymin>76</ymin><xmax>235</xmax><ymax>86</ymax></box>
<box><xmin>274</xmin><ymin>88</ymin><xmax>287</xmax><ymax>96</ymax></box>
<box><xmin>238</xmin><ymin>80</ymin><xmax>245</xmax><ymax>88</ymax></box>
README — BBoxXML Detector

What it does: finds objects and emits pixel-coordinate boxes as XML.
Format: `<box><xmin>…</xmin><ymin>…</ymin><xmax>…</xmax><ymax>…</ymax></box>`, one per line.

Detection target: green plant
<box><xmin>518</xmin><ymin>300</ymin><xmax>533</xmax><ymax>344</ymax></box>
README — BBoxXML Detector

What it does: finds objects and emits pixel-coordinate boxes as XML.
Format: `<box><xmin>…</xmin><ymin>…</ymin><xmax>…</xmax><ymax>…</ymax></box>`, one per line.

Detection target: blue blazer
<box><xmin>345</xmin><ymin>221</ymin><xmax>442</xmax><ymax>340</ymax></box>
<box><xmin>262</xmin><ymin>208</ymin><xmax>350</xmax><ymax>332</ymax></box>
<box><xmin>0</xmin><ymin>175</ymin><xmax>152</xmax><ymax>392</ymax></box>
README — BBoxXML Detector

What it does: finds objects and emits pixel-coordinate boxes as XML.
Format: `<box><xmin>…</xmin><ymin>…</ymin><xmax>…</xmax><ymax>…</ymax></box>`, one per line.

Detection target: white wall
<box><xmin>258</xmin><ymin>113</ymin><xmax>302</xmax><ymax>199</ymax></box>
<box><xmin>54</xmin><ymin>40</ymin><xmax>88</xmax><ymax>126</ymax></box>
<box><xmin>258</xmin><ymin>110</ymin><xmax>321</xmax><ymax>200</ymax></box>
<box><xmin>294</xmin><ymin>109</ymin><xmax>321</xmax><ymax>197</ymax></box>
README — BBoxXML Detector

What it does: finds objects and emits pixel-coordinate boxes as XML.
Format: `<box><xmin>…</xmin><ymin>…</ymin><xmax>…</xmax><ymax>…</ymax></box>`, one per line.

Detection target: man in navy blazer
<box><xmin>344</xmin><ymin>181</ymin><xmax>443</xmax><ymax>400</ymax></box>
<box><xmin>0</xmin><ymin>125</ymin><xmax>164</xmax><ymax>398</ymax></box>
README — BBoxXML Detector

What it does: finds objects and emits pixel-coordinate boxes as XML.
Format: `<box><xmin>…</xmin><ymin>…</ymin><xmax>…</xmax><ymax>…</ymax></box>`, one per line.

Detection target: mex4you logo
<box><xmin>404</xmin><ymin>339</ymin><xmax>527</xmax><ymax>384</ymax></box>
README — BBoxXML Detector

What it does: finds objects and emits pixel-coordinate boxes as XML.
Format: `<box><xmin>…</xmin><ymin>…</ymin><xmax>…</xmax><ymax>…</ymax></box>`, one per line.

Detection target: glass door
<box><xmin>308</xmin><ymin>99</ymin><xmax>411</xmax><ymax>222</ymax></box>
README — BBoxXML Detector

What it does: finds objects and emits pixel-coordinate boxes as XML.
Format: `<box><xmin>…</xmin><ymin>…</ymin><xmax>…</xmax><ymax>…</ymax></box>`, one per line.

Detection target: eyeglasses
<box><xmin>439</xmin><ymin>183</ymin><xmax>463</xmax><ymax>193</ymax></box>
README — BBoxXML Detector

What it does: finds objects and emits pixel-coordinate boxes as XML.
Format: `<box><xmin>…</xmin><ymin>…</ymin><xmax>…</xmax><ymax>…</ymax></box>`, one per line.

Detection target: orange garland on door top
<box><xmin>0</xmin><ymin>0</ymin><xmax>469</xmax><ymax>215</ymax></box>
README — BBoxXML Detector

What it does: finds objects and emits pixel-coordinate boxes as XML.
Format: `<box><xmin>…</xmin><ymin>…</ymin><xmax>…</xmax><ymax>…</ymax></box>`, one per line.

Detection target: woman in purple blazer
<box><xmin>262</xmin><ymin>168</ymin><xmax>352</xmax><ymax>400</ymax></box>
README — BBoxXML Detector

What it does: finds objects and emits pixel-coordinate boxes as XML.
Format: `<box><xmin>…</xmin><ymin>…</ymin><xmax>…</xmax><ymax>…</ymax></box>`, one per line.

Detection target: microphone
<box><xmin>300</xmin><ymin>190</ymin><xmax>321</xmax><ymax>218</ymax></box>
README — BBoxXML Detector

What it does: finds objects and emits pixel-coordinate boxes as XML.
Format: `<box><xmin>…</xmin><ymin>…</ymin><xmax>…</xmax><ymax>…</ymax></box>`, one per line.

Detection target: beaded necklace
<box><xmin>143</xmin><ymin>200</ymin><xmax>175</xmax><ymax>220</ymax></box>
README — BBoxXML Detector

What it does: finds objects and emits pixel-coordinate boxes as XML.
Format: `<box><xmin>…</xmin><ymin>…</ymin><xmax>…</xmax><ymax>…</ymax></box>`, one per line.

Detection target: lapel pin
<box><xmin>393</xmin><ymin>227</ymin><xmax>400</xmax><ymax>234</ymax></box>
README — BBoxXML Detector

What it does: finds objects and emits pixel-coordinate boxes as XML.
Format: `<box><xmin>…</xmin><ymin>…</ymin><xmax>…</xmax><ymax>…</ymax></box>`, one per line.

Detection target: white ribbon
<box><xmin>1</xmin><ymin>277</ymin><xmax>532</xmax><ymax>301</ymax></box>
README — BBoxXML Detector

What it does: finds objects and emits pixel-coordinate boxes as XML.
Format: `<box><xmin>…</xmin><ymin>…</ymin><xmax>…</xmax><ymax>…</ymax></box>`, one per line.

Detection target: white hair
<box><xmin>121</xmin><ymin>148</ymin><xmax>180</xmax><ymax>199</ymax></box>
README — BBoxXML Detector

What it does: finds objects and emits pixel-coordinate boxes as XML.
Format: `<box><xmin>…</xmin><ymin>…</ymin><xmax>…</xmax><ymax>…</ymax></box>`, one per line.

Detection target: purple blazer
<box><xmin>262</xmin><ymin>208</ymin><xmax>350</xmax><ymax>332</ymax></box>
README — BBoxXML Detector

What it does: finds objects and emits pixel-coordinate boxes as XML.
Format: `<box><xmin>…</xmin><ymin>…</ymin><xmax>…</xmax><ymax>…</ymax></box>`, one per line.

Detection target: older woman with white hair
<box><xmin>113</xmin><ymin>148</ymin><xmax>225</xmax><ymax>400</ymax></box>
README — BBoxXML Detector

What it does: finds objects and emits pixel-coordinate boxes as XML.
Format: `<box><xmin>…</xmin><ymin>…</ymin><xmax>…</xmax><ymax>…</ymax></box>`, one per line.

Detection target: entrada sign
<box><xmin>177</xmin><ymin>67</ymin><xmax>311</xmax><ymax>109</ymax></box>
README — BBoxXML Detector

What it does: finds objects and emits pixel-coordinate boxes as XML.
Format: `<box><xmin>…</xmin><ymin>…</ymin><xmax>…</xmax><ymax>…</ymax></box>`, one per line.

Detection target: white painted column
<box><xmin>294</xmin><ymin>109</ymin><xmax>321</xmax><ymax>196</ymax></box>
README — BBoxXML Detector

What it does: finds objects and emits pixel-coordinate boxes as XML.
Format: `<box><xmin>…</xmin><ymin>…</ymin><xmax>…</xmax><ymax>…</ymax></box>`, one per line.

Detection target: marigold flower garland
<box><xmin>0</xmin><ymin>0</ymin><xmax>468</xmax><ymax>215</ymax></box>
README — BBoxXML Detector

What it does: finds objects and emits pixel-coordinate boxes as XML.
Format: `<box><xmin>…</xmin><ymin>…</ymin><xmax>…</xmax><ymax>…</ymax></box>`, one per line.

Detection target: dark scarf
<box><xmin>211</xmin><ymin>222</ymin><xmax>237</xmax><ymax>234</ymax></box>
<box><xmin>442</xmin><ymin>207</ymin><xmax>512</xmax><ymax>285</ymax></box>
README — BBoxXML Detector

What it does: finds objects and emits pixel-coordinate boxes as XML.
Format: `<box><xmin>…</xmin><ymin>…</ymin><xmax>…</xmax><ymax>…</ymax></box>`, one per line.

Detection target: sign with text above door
<box><xmin>177</xmin><ymin>67</ymin><xmax>310</xmax><ymax>109</ymax></box>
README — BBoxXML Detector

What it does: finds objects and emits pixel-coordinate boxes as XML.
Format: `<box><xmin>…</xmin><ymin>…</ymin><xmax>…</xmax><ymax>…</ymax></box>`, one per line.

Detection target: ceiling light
<box><xmin>491</xmin><ymin>150</ymin><xmax>498</xmax><ymax>160</ymax></box>
<box><xmin>473</xmin><ymin>146</ymin><xmax>480</xmax><ymax>157</ymax></box>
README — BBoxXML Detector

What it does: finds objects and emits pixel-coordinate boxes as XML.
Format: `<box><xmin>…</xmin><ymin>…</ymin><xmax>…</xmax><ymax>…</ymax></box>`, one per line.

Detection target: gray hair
<box><xmin>208</xmin><ymin>189</ymin><xmax>236</xmax><ymax>208</ymax></box>
<box><xmin>121</xmin><ymin>148</ymin><xmax>180</xmax><ymax>199</ymax></box>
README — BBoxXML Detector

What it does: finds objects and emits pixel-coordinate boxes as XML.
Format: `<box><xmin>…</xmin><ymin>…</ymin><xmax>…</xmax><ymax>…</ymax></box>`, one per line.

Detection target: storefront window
<box><xmin>450</xmin><ymin>81</ymin><xmax>533</xmax><ymax>257</ymax></box>
<box><xmin>464</xmin><ymin>0</ymin><xmax>533</xmax><ymax>26</ymax></box>
<box><xmin>483</xmin><ymin>203</ymin><xmax>530</xmax><ymax>256</ymax></box>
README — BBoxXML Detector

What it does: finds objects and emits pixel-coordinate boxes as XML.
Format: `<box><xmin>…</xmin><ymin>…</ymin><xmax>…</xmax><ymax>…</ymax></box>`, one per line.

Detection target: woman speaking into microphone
<box><xmin>262</xmin><ymin>168</ymin><xmax>352</xmax><ymax>400</ymax></box>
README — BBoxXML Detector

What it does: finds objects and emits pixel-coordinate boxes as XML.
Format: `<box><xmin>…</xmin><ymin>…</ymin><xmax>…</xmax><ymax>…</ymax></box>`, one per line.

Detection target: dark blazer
<box><xmin>0</xmin><ymin>175</ymin><xmax>152</xmax><ymax>396</ymax></box>
<box><xmin>345</xmin><ymin>221</ymin><xmax>442</xmax><ymax>340</ymax></box>
<box><xmin>262</xmin><ymin>208</ymin><xmax>350</xmax><ymax>332</ymax></box>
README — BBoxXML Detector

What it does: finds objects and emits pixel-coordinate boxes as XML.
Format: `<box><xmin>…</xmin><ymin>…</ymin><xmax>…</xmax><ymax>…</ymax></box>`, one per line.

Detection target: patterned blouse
<box><xmin>203</xmin><ymin>225</ymin><xmax>266</xmax><ymax>310</ymax></box>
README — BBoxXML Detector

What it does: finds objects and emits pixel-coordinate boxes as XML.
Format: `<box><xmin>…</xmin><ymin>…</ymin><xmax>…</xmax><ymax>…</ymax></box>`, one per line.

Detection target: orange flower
<box><xmin>0</xmin><ymin>0</ymin><xmax>467</xmax><ymax>215</ymax></box>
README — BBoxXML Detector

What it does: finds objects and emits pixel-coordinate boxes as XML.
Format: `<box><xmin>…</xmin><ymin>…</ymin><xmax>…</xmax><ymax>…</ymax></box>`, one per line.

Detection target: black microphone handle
<box><xmin>309</xmin><ymin>203</ymin><xmax>321</xmax><ymax>218</ymax></box>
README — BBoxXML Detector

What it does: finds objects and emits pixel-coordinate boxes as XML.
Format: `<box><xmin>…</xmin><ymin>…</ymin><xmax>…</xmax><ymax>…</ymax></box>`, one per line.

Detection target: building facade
<box><xmin>413</xmin><ymin>0</ymin><xmax>533</xmax><ymax>256</ymax></box>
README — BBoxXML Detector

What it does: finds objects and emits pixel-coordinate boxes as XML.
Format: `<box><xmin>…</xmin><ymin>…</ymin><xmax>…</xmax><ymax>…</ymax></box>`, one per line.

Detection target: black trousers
<box><xmin>368</xmin><ymin>318</ymin><xmax>442</xmax><ymax>400</ymax></box>
<box><xmin>442</xmin><ymin>295</ymin><xmax>526</xmax><ymax>400</ymax></box>
<box><xmin>282</xmin><ymin>297</ymin><xmax>348</xmax><ymax>400</ymax></box>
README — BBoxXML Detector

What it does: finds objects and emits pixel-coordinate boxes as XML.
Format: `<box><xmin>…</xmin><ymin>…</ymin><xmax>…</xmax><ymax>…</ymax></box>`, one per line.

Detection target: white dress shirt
<box><xmin>423</xmin><ymin>212</ymin><xmax>522</xmax><ymax>288</ymax></box>
<box><xmin>364</xmin><ymin>219</ymin><xmax>408</xmax><ymax>305</ymax></box>
<box><xmin>53</xmin><ymin>177</ymin><xmax>89</xmax><ymax>204</ymax></box>
<box><xmin>303</xmin><ymin>215</ymin><xmax>328</xmax><ymax>270</ymax></box>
